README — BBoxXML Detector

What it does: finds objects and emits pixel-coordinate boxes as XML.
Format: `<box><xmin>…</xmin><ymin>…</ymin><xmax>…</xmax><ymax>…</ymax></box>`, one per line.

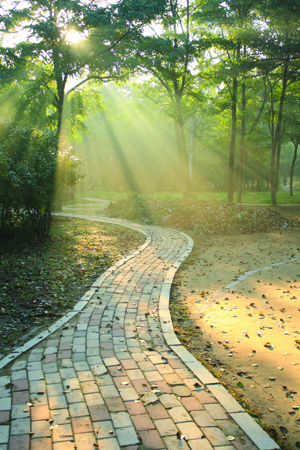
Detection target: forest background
<box><xmin>1</xmin><ymin>0</ymin><xmax>300</xmax><ymax>238</ymax></box>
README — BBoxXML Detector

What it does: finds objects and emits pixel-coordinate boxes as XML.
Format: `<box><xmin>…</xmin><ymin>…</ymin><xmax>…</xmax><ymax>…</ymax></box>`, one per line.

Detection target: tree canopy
<box><xmin>1</xmin><ymin>0</ymin><xmax>300</xmax><ymax>238</ymax></box>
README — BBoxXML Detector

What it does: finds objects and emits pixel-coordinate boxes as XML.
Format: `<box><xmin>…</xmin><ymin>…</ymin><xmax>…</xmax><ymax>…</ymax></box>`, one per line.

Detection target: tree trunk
<box><xmin>174</xmin><ymin>93</ymin><xmax>191</xmax><ymax>196</ymax></box>
<box><xmin>270</xmin><ymin>64</ymin><xmax>288</xmax><ymax>206</ymax></box>
<box><xmin>237</xmin><ymin>78</ymin><xmax>246</xmax><ymax>203</ymax></box>
<box><xmin>270</xmin><ymin>143</ymin><xmax>277</xmax><ymax>206</ymax></box>
<box><xmin>275</xmin><ymin>141</ymin><xmax>281</xmax><ymax>193</ymax></box>
<box><xmin>189</xmin><ymin>115</ymin><xmax>197</xmax><ymax>184</ymax></box>
<box><xmin>290</xmin><ymin>140</ymin><xmax>299</xmax><ymax>196</ymax></box>
<box><xmin>57</xmin><ymin>100</ymin><xmax>64</xmax><ymax>139</ymax></box>
<box><xmin>228</xmin><ymin>74</ymin><xmax>238</xmax><ymax>203</ymax></box>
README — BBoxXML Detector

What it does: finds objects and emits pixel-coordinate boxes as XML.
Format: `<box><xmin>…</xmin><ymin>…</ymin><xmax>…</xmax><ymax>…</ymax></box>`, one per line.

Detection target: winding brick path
<box><xmin>0</xmin><ymin>215</ymin><xmax>279</xmax><ymax>450</ymax></box>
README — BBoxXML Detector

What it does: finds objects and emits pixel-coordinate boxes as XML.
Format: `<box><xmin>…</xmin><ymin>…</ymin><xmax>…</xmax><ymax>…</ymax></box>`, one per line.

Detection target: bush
<box><xmin>0</xmin><ymin>126</ymin><xmax>57</xmax><ymax>238</ymax></box>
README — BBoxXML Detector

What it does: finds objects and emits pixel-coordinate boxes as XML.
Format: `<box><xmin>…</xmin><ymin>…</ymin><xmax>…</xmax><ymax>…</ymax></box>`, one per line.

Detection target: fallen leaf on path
<box><xmin>227</xmin><ymin>436</ymin><xmax>235</xmax><ymax>441</ymax></box>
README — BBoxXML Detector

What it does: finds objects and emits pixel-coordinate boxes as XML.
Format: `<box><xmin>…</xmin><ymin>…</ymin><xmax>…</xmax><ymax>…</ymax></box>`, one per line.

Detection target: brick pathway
<box><xmin>0</xmin><ymin>215</ymin><xmax>279</xmax><ymax>450</ymax></box>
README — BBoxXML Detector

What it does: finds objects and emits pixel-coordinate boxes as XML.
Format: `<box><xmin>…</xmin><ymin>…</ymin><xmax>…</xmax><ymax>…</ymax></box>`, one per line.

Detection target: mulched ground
<box><xmin>107</xmin><ymin>196</ymin><xmax>299</xmax><ymax>235</ymax></box>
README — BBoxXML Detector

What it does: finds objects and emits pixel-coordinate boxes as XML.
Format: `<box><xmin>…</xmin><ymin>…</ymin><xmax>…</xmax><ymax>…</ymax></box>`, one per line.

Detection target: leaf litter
<box><xmin>167</xmin><ymin>210</ymin><xmax>300</xmax><ymax>450</ymax></box>
<box><xmin>0</xmin><ymin>217</ymin><xmax>144</xmax><ymax>356</ymax></box>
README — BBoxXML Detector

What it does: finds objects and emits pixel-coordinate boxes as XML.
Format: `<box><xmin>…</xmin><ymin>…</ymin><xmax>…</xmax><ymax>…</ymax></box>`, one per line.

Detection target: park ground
<box><xmin>169</xmin><ymin>205</ymin><xmax>300</xmax><ymax>450</ymax></box>
<box><xmin>57</xmin><ymin>199</ymin><xmax>300</xmax><ymax>449</ymax></box>
<box><xmin>1</xmin><ymin>198</ymin><xmax>300</xmax><ymax>449</ymax></box>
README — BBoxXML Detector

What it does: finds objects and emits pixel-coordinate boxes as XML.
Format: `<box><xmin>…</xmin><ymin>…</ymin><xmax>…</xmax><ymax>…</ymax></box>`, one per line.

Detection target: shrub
<box><xmin>0</xmin><ymin>126</ymin><xmax>57</xmax><ymax>238</ymax></box>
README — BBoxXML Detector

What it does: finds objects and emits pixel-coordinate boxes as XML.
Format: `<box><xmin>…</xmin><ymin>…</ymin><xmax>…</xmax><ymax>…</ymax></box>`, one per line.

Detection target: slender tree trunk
<box><xmin>174</xmin><ymin>92</ymin><xmax>191</xmax><ymax>196</ymax></box>
<box><xmin>55</xmin><ymin>76</ymin><xmax>66</xmax><ymax>139</ymax></box>
<box><xmin>57</xmin><ymin>100</ymin><xmax>64</xmax><ymax>139</ymax></box>
<box><xmin>270</xmin><ymin>143</ymin><xmax>277</xmax><ymax>206</ymax></box>
<box><xmin>174</xmin><ymin>119</ymin><xmax>183</xmax><ymax>176</ymax></box>
<box><xmin>275</xmin><ymin>141</ymin><xmax>281</xmax><ymax>193</ymax></box>
<box><xmin>290</xmin><ymin>140</ymin><xmax>299</xmax><ymax>196</ymax></box>
<box><xmin>189</xmin><ymin>115</ymin><xmax>197</xmax><ymax>183</ymax></box>
<box><xmin>270</xmin><ymin>64</ymin><xmax>288</xmax><ymax>206</ymax></box>
<box><xmin>237</xmin><ymin>78</ymin><xmax>246</xmax><ymax>202</ymax></box>
<box><xmin>228</xmin><ymin>75</ymin><xmax>238</xmax><ymax>203</ymax></box>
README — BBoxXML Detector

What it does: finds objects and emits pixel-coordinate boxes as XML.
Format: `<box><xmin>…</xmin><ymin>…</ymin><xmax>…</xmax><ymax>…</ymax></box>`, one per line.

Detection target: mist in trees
<box><xmin>1</xmin><ymin>0</ymin><xmax>300</xmax><ymax>238</ymax></box>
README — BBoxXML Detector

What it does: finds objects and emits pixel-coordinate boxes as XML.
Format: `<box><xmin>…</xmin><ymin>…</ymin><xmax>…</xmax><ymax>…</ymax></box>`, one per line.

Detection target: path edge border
<box><xmin>0</xmin><ymin>214</ymin><xmax>151</xmax><ymax>371</ymax></box>
<box><xmin>157</xmin><ymin>228</ymin><xmax>280</xmax><ymax>450</ymax></box>
<box><xmin>1</xmin><ymin>213</ymin><xmax>280</xmax><ymax>450</ymax></box>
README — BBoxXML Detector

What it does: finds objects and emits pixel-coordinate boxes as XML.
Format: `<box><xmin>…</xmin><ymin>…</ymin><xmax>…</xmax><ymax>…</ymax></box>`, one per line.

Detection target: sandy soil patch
<box><xmin>172</xmin><ymin>228</ymin><xmax>300</xmax><ymax>450</ymax></box>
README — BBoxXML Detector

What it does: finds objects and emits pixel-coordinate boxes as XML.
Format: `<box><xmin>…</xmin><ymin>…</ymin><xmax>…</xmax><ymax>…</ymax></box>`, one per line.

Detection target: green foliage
<box><xmin>0</xmin><ymin>126</ymin><xmax>57</xmax><ymax>238</ymax></box>
<box><xmin>55</xmin><ymin>142</ymin><xmax>85</xmax><ymax>203</ymax></box>
<box><xmin>2</xmin><ymin>0</ymin><xmax>300</xmax><ymax>208</ymax></box>
<box><xmin>112</xmin><ymin>193</ymin><xmax>153</xmax><ymax>223</ymax></box>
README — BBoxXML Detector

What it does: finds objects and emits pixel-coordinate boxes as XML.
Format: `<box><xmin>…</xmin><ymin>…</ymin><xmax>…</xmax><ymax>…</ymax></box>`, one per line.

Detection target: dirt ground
<box><xmin>38</xmin><ymin>200</ymin><xmax>300</xmax><ymax>448</ymax></box>
<box><xmin>173</xmin><ymin>207</ymin><xmax>300</xmax><ymax>449</ymax></box>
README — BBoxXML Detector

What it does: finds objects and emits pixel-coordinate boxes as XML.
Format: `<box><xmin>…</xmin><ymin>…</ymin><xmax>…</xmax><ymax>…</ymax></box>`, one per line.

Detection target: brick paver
<box><xmin>0</xmin><ymin>214</ymin><xmax>280</xmax><ymax>450</ymax></box>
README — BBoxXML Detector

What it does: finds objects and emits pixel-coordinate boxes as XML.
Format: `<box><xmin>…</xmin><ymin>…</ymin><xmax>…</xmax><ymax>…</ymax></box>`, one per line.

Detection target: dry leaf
<box><xmin>227</xmin><ymin>436</ymin><xmax>235</xmax><ymax>441</ymax></box>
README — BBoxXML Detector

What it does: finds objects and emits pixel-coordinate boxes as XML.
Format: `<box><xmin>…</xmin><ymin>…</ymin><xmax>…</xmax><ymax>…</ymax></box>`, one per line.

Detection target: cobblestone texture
<box><xmin>0</xmin><ymin>215</ymin><xmax>279</xmax><ymax>450</ymax></box>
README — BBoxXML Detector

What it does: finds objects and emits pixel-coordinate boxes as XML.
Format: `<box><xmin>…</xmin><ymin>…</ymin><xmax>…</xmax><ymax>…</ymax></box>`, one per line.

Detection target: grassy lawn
<box><xmin>199</xmin><ymin>189</ymin><xmax>300</xmax><ymax>204</ymax></box>
<box><xmin>0</xmin><ymin>217</ymin><xmax>144</xmax><ymax>356</ymax></box>
<box><xmin>73</xmin><ymin>188</ymin><xmax>300</xmax><ymax>204</ymax></box>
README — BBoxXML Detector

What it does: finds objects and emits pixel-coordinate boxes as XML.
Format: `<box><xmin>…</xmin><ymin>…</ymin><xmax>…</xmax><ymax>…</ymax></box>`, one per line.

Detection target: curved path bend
<box><xmin>0</xmin><ymin>214</ymin><xmax>279</xmax><ymax>450</ymax></box>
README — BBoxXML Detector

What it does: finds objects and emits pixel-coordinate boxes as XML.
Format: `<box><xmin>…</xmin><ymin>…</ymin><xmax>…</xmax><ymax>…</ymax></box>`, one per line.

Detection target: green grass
<box><xmin>72</xmin><ymin>188</ymin><xmax>300</xmax><ymax>205</ymax></box>
<box><xmin>194</xmin><ymin>190</ymin><xmax>300</xmax><ymax>204</ymax></box>
<box><xmin>238</xmin><ymin>190</ymin><xmax>300</xmax><ymax>204</ymax></box>
<box><xmin>73</xmin><ymin>189</ymin><xmax>128</xmax><ymax>201</ymax></box>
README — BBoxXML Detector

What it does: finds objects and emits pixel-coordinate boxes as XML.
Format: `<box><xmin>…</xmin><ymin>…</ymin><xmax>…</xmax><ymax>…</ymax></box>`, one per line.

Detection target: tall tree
<box><xmin>249</xmin><ymin>0</ymin><xmax>300</xmax><ymax>204</ymax></box>
<box><xmin>1</xmin><ymin>0</ymin><xmax>166</xmax><ymax>138</ymax></box>
<box><xmin>195</xmin><ymin>0</ymin><xmax>259</xmax><ymax>202</ymax></box>
<box><xmin>130</xmin><ymin>0</ymin><xmax>209</xmax><ymax>195</ymax></box>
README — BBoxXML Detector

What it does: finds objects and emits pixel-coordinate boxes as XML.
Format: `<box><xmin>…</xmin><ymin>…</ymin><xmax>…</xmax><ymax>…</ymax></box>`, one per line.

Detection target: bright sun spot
<box><xmin>65</xmin><ymin>29</ymin><xmax>82</xmax><ymax>44</ymax></box>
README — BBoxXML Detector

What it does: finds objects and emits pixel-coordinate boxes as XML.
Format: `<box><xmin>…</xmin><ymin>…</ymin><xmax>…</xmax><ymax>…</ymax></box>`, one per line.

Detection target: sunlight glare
<box><xmin>65</xmin><ymin>29</ymin><xmax>83</xmax><ymax>44</ymax></box>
